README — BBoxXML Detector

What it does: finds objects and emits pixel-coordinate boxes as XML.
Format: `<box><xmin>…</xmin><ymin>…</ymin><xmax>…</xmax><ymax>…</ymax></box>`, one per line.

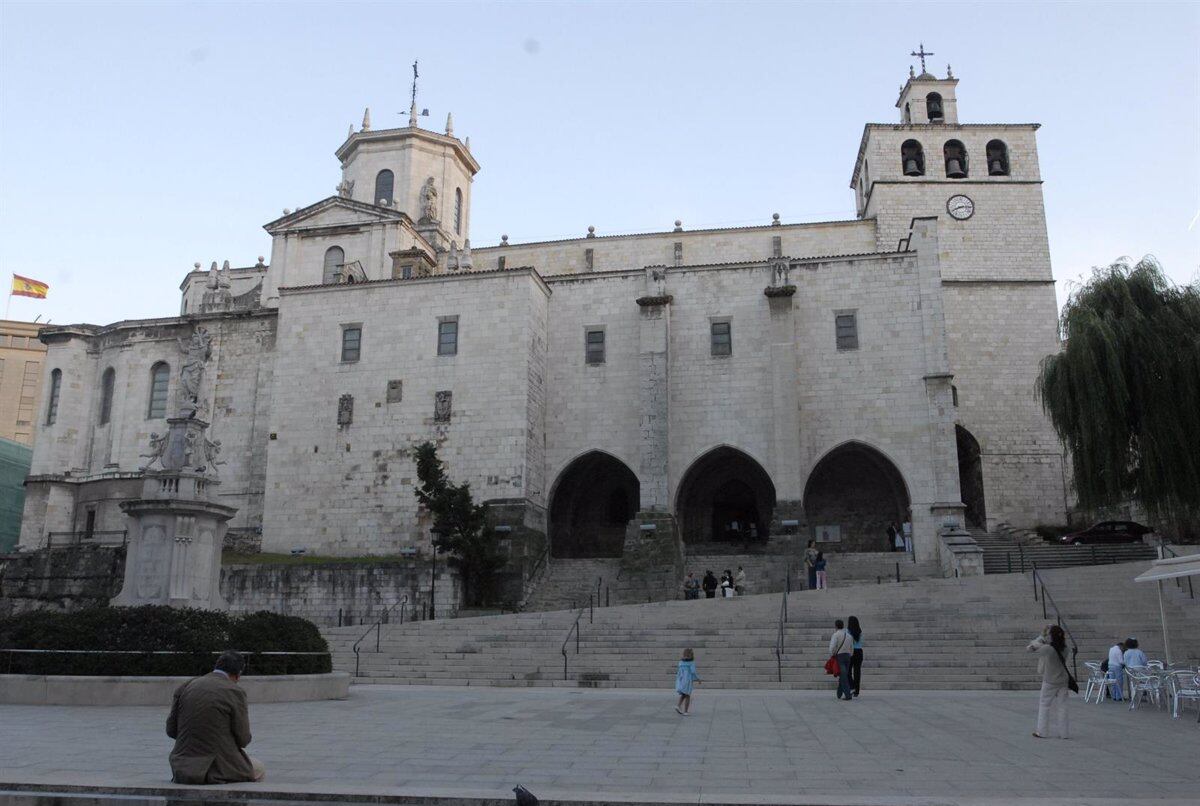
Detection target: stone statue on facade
<box><xmin>140</xmin><ymin>431</ymin><xmax>168</xmax><ymax>470</ymax></box>
<box><xmin>420</xmin><ymin>177</ymin><xmax>439</xmax><ymax>223</ymax></box>
<box><xmin>200</xmin><ymin>437</ymin><xmax>224</xmax><ymax>476</ymax></box>
<box><xmin>176</xmin><ymin>327</ymin><xmax>212</xmax><ymax>418</ymax></box>
<box><xmin>336</xmin><ymin>178</ymin><xmax>355</xmax><ymax>199</ymax></box>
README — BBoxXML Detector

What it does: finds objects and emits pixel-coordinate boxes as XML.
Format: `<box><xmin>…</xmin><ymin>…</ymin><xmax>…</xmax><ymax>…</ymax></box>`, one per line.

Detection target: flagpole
<box><xmin>4</xmin><ymin>287</ymin><xmax>11</xmax><ymax>321</ymax></box>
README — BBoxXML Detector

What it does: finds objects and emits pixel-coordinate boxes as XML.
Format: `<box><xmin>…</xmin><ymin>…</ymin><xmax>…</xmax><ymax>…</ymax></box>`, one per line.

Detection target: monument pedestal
<box><xmin>113</xmin><ymin>471</ymin><xmax>236</xmax><ymax>609</ymax></box>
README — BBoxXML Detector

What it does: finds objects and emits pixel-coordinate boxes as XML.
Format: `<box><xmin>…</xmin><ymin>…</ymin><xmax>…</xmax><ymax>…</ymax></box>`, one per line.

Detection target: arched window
<box><xmin>454</xmin><ymin>188</ymin><xmax>463</xmax><ymax>235</ymax></box>
<box><xmin>374</xmin><ymin>170</ymin><xmax>394</xmax><ymax>205</ymax></box>
<box><xmin>45</xmin><ymin>369</ymin><xmax>62</xmax><ymax>425</ymax></box>
<box><xmin>98</xmin><ymin>368</ymin><xmax>115</xmax><ymax>425</ymax></box>
<box><xmin>323</xmin><ymin>246</ymin><xmax>344</xmax><ymax>285</ymax></box>
<box><xmin>901</xmin><ymin>139</ymin><xmax>925</xmax><ymax>176</ymax></box>
<box><xmin>147</xmin><ymin>362</ymin><xmax>170</xmax><ymax>419</ymax></box>
<box><xmin>926</xmin><ymin>92</ymin><xmax>944</xmax><ymax>122</ymax></box>
<box><xmin>986</xmin><ymin>139</ymin><xmax>1010</xmax><ymax>176</ymax></box>
<box><xmin>944</xmin><ymin>140</ymin><xmax>968</xmax><ymax>178</ymax></box>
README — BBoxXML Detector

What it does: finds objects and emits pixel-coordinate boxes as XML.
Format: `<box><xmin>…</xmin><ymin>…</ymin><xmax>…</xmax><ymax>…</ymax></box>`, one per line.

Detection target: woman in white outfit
<box><xmin>1027</xmin><ymin>624</ymin><xmax>1071</xmax><ymax>739</ymax></box>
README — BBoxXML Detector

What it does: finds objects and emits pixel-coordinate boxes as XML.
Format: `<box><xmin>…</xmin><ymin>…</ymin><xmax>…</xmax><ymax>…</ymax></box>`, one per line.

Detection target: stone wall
<box><xmin>0</xmin><ymin>546</ymin><xmax>124</xmax><ymax>616</ymax></box>
<box><xmin>222</xmin><ymin>561</ymin><xmax>461</xmax><ymax>626</ymax></box>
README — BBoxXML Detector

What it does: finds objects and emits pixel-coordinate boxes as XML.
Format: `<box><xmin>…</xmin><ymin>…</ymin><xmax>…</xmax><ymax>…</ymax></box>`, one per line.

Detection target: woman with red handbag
<box><xmin>828</xmin><ymin>619</ymin><xmax>855</xmax><ymax>700</ymax></box>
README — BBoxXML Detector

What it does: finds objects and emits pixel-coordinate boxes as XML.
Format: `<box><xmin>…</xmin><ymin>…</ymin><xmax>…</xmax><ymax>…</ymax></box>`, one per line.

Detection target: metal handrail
<box><xmin>1031</xmin><ymin>565</ymin><xmax>1079</xmax><ymax>680</ymax></box>
<box><xmin>773</xmin><ymin>564</ymin><xmax>791</xmax><ymax>682</ymax></box>
<box><xmin>352</xmin><ymin>594</ymin><xmax>415</xmax><ymax>677</ymax></box>
<box><xmin>561</xmin><ymin>606</ymin><xmax>586</xmax><ymax>680</ymax></box>
<box><xmin>44</xmin><ymin>530</ymin><xmax>128</xmax><ymax>549</ymax></box>
<box><xmin>1161</xmin><ymin>545</ymin><xmax>1195</xmax><ymax>600</ymax></box>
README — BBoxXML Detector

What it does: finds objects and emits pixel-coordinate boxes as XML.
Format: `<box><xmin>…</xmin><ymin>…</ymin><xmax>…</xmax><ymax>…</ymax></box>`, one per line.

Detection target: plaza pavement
<box><xmin>1</xmin><ymin>685</ymin><xmax>1197</xmax><ymax>805</ymax></box>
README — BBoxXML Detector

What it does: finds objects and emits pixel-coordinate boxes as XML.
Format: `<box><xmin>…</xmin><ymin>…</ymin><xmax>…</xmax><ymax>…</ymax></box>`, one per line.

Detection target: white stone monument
<box><xmin>112</xmin><ymin>327</ymin><xmax>236</xmax><ymax>610</ymax></box>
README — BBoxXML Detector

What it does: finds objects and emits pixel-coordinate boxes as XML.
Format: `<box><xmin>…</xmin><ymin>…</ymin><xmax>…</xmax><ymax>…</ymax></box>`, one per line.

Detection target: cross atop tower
<box><xmin>910</xmin><ymin>43</ymin><xmax>934</xmax><ymax>74</ymax></box>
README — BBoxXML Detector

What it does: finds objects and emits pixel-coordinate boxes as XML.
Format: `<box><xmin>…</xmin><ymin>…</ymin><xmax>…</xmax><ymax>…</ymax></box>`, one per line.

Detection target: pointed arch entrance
<box><xmin>956</xmin><ymin>425</ymin><xmax>987</xmax><ymax>528</ymax></box>
<box><xmin>803</xmin><ymin>442</ymin><xmax>910</xmax><ymax>551</ymax></box>
<box><xmin>675</xmin><ymin>447</ymin><xmax>776</xmax><ymax>545</ymax></box>
<box><xmin>548</xmin><ymin>452</ymin><xmax>639</xmax><ymax>558</ymax></box>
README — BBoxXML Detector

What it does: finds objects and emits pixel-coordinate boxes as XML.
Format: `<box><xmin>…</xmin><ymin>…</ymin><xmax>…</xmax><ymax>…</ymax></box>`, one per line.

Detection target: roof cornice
<box><xmin>335</xmin><ymin>126</ymin><xmax>481</xmax><ymax>175</ymax></box>
<box><xmin>262</xmin><ymin>196</ymin><xmax>411</xmax><ymax>235</ymax></box>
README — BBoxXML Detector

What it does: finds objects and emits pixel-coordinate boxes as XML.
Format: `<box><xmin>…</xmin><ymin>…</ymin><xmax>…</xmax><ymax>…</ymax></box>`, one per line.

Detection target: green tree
<box><xmin>412</xmin><ymin>441</ymin><xmax>505</xmax><ymax>606</ymax></box>
<box><xmin>1037</xmin><ymin>256</ymin><xmax>1200</xmax><ymax>526</ymax></box>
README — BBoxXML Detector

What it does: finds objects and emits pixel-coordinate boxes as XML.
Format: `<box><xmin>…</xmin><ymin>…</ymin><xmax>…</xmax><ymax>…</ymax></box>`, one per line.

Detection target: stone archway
<box><xmin>802</xmin><ymin>443</ymin><xmax>910</xmax><ymax>551</ymax></box>
<box><xmin>675</xmin><ymin>447</ymin><xmax>776</xmax><ymax>546</ymax></box>
<box><xmin>956</xmin><ymin>425</ymin><xmax>987</xmax><ymax>528</ymax></box>
<box><xmin>548</xmin><ymin>452</ymin><xmax>639</xmax><ymax>558</ymax></box>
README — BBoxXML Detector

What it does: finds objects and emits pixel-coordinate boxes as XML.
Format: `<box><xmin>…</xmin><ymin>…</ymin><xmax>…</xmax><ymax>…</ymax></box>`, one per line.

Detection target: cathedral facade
<box><xmin>19</xmin><ymin>67</ymin><xmax>1067</xmax><ymax>566</ymax></box>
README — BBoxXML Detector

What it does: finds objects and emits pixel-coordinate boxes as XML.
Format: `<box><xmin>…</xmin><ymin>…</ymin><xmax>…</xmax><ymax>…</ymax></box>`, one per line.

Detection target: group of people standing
<box><xmin>803</xmin><ymin>541</ymin><xmax>828</xmax><ymax>590</ymax></box>
<box><xmin>683</xmin><ymin>567</ymin><xmax>746</xmax><ymax>599</ymax></box>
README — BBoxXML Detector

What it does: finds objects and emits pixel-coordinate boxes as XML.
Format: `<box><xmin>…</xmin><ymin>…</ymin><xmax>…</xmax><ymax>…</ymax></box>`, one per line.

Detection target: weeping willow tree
<box><xmin>1038</xmin><ymin>256</ymin><xmax>1200</xmax><ymax>528</ymax></box>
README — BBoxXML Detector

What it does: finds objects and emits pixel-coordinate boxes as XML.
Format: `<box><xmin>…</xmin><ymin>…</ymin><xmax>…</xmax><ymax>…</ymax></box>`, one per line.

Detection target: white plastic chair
<box><xmin>1167</xmin><ymin>671</ymin><xmax>1200</xmax><ymax>720</ymax></box>
<box><xmin>1126</xmin><ymin>666</ymin><xmax>1162</xmax><ymax>710</ymax></box>
<box><xmin>1147</xmin><ymin>660</ymin><xmax>1165</xmax><ymax>671</ymax></box>
<box><xmin>1082</xmin><ymin>661</ymin><xmax>1108</xmax><ymax>704</ymax></box>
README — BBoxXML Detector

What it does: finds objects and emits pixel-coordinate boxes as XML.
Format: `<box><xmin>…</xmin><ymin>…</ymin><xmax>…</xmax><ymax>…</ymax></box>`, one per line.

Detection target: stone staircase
<box><xmin>325</xmin><ymin>560</ymin><xmax>1200</xmax><ymax>691</ymax></box>
<box><xmin>683</xmin><ymin>550</ymin><xmax>940</xmax><ymax>595</ymax></box>
<box><xmin>521</xmin><ymin>558</ymin><xmax>621</xmax><ymax>612</ymax></box>
<box><xmin>969</xmin><ymin>527</ymin><xmax>1159</xmax><ymax>574</ymax></box>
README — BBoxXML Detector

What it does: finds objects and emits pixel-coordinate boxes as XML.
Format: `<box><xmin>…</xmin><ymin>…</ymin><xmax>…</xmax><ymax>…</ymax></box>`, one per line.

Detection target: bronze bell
<box><xmin>946</xmin><ymin>158</ymin><xmax>966</xmax><ymax>178</ymax></box>
<box><xmin>904</xmin><ymin>158</ymin><xmax>922</xmax><ymax>176</ymax></box>
<box><xmin>989</xmin><ymin>158</ymin><xmax>1006</xmax><ymax>176</ymax></box>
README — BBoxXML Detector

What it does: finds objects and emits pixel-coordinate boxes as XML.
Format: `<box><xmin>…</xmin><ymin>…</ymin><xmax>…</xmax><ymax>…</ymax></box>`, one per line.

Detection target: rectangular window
<box><xmin>584</xmin><ymin>248</ymin><xmax>594</xmax><ymax>272</ymax></box>
<box><xmin>497</xmin><ymin>255</ymin><xmax>506</xmax><ymax>270</ymax></box>
<box><xmin>710</xmin><ymin>321</ymin><xmax>732</xmax><ymax>357</ymax></box>
<box><xmin>401</xmin><ymin>265</ymin><xmax>413</xmax><ymax>279</ymax></box>
<box><xmin>835</xmin><ymin>312</ymin><xmax>859</xmax><ymax>351</ymax></box>
<box><xmin>46</xmin><ymin>369</ymin><xmax>61</xmax><ymax>425</ymax></box>
<box><xmin>437</xmin><ymin>318</ymin><xmax>458</xmax><ymax>356</ymax></box>
<box><xmin>341</xmin><ymin>326</ymin><xmax>362</xmax><ymax>362</ymax></box>
<box><xmin>772</xmin><ymin>236</ymin><xmax>782</xmax><ymax>258</ymax></box>
<box><xmin>585</xmin><ymin>328</ymin><xmax>605</xmax><ymax>365</ymax></box>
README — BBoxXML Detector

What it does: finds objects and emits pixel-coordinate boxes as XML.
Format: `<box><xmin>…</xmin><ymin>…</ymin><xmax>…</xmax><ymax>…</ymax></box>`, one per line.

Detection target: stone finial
<box><xmin>909</xmin><ymin>65</ymin><xmax>915</xmax><ymax>78</ymax></box>
<box><xmin>465</xmin><ymin>136</ymin><xmax>471</xmax><ymax>150</ymax></box>
<box><xmin>256</xmin><ymin>256</ymin><xmax>266</xmax><ymax>267</ymax></box>
<box><xmin>587</xmin><ymin>226</ymin><xmax>595</xmax><ymax>238</ymax></box>
<box><xmin>283</xmin><ymin>208</ymin><xmax>291</xmax><ymax>215</ymax></box>
<box><xmin>673</xmin><ymin>220</ymin><xmax>683</xmax><ymax>232</ymax></box>
<box><xmin>445</xmin><ymin>112</ymin><xmax>454</xmax><ymax>136</ymax></box>
<box><xmin>947</xmin><ymin>63</ymin><xmax>954</xmax><ymax>79</ymax></box>
<box><xmin>460</xmin><ymin>239</ymin><xmax>473</xmax><ymax>270</ymax></box>
<box><xmin>210</xmin><ymin>261</ymin><xmax>218</xmax><ymax>272</ymax></box>
<box><xmin>500</xmin><ymin>234</ymin><xmax>509</xmax><ymax>246</ymax></box>
<box><xmin>409</xmin><ymin>101</ymin><xmax>418</xmax><ymax>128</ymax></box>
<box><xmin>771</xmin><ymin>213</ymin><xmax>781</xmax><ymax>226</ymax></box>
<box><xmin>347</xmin><ymin>123</ymin><xmax>354</xmax><ymax>140</ymax></box>
<box><xmin>362</xmin><ymin>107</ymin><xmax>371</xmax><ymax>131</ymax></box>
<box><xmin>194</xmin><ymin>262</ymin><xmax>201</xmax><ymax>270</ymax></box>
<box><xmin>222</xmin><ymin>260</ymin><xmax>230</xmax><ymax>271</ymax></box>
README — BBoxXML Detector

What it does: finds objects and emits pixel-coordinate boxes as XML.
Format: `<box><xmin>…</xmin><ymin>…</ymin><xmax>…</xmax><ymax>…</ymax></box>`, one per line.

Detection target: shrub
<box><xmin>0</xmin><ymin>606</ymin><xmax>330</xmax><ymax>676</ymax></box>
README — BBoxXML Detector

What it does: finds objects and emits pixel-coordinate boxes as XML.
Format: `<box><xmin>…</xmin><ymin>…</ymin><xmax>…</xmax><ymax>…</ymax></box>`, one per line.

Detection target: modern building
<box><xmin>0</xmin><ymin>320</ymin><xmax>48</xmax><ymax>446</ymax></box>
<box><xmin>18</xmin><ymin>65</ymin><xmax>1066</xmax><ymax>569</ymax></box>
<box><xmin>0</xmin><ymin>437</ymin><xmax>32</xmax><ymax>552</ymax></box>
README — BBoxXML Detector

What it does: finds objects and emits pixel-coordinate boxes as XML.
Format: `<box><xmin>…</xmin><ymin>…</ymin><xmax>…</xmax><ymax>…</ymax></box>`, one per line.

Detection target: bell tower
<box><xmin>848</xmin><ymin>51</ymin><xmax>1068</xmax><ymax>536</ymax></box>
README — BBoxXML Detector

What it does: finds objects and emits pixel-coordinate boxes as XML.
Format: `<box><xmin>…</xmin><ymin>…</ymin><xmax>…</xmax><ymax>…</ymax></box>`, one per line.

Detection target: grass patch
<box><xmin>222</xmin><ymin>550</ymin><xmax>420</xmax><ymax>566</ymax></box>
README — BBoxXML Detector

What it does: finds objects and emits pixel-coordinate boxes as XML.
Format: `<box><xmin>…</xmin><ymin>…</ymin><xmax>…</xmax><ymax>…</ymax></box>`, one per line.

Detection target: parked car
<box><xmin>1060</xmin><ymin>520</ymin><xmax>1152</xmax><ymax>545</ymax></box>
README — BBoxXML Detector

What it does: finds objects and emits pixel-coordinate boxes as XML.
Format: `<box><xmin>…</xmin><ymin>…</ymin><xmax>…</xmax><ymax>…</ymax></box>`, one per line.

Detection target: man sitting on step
<box><xmin>166</xmin><ymin>650</ymin><xmax>266</xmax><ymax>784</ymax></box>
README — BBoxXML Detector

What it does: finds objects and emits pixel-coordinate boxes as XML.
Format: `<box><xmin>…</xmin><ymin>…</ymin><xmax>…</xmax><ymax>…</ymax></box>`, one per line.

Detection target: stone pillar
<box><xmin>764</xmin><ymin>261</ymin><xmax>802</xmax><ymax>550</ymax></box>
<box><xmin>635</xmin><ymin>267</ymin><xmax>671</xmax><ymax>512</ymax></box>
<box><xmin>909</xmin><ymin>218</ymin><xmax>966</xmax><ymax>565</ymax></box>
<box><xmin>618</xmin><ymin>269</ymin><xmax>682</xmax><ymax>603</ymax></box>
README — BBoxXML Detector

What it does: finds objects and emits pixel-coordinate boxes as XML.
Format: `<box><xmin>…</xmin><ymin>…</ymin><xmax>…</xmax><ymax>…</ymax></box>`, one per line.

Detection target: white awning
<box><xmin>1133</xmin><ymin>553</ymin><xmax>1200</xmax><ymax>583</ymax></box>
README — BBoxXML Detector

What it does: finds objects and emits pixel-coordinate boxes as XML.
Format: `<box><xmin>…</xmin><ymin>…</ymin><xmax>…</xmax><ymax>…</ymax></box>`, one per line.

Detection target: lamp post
<box><xmin>429</xmin><ymin>523</ymin><xmax>445</xmax><ymax>621</ymax></box>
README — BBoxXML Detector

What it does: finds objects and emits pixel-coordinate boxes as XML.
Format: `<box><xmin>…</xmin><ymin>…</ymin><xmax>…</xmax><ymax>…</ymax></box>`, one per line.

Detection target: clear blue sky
<box><xmin>1</xmin><ymin>1</ymin><xmax>1196</xmax><ymax>326</ymax></box>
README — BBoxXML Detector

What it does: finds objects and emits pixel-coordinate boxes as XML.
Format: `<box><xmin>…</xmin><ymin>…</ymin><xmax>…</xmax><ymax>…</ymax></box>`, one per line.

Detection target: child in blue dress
<box><xmin>675</xmin><ymin>647</ymin><xmax>701</xmax><ymax>715</ymax></box>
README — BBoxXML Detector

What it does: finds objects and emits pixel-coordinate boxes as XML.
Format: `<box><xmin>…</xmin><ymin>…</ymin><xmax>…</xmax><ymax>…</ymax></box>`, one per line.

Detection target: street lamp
<box><xmin>429</xmin><ymin>523</ymin><xmax>446</xmax><ymax>621</ymax></box>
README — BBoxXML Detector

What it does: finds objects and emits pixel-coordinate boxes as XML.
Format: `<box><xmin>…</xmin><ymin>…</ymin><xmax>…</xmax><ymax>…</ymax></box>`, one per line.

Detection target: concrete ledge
<box><xmin>0</xmin><ymin>672</ymin><xmax>350</xmax><ymax>706</ymax></box>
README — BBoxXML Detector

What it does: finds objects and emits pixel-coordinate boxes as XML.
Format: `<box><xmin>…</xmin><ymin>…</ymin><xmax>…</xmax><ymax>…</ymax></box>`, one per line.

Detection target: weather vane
<box><xmin>410</xmin><ymin>60</ymin><xmax>419</xmax><ymax>111</ymax></box>
<box><xmin>910</xmin><ymin>43</ymin><xmax>934</xmax><ymax>74</ymax></box>
<box><xmin>404</xmin><ymin>60</ymin><xmax>429</xmax><ymax>125</ymax></box>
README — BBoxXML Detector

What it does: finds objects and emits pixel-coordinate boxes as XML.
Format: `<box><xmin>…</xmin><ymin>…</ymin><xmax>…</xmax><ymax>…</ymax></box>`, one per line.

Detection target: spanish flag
<box><xmin>12</xmin><ymin>274</ymin><xmax>49</xmax><ymax>299</ymax></box>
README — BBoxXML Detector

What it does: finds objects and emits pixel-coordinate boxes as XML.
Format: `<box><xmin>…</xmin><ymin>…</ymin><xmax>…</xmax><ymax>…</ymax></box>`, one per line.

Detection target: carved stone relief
<box><xmin>434</xmin><ymin>391</ymin><xmax>452</xmax><ymax>422</ymax></box>
<box><xmin>338</xmin><ymin>394</ymin><xmax>354</xmax><ymax>426</ymax></box>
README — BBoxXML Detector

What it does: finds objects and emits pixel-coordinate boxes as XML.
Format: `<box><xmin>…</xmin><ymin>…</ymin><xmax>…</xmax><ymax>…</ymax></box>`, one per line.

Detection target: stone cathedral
<box><xmin>19</xmin><ymin>64</ymin><xmax>1067</xmax><ymax>574</ymax></box>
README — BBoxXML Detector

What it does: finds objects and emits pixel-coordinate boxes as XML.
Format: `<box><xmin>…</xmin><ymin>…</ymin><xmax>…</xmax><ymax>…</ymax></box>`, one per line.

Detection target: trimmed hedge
<box><xmin>0</xmin><ymin>606</ymin><xmax>330</xmax><ymax>676</ymax></box>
